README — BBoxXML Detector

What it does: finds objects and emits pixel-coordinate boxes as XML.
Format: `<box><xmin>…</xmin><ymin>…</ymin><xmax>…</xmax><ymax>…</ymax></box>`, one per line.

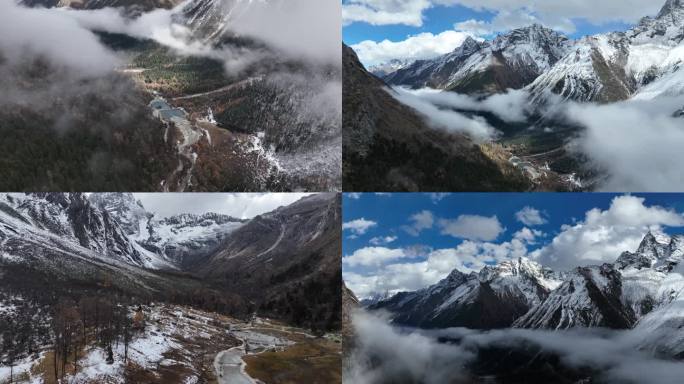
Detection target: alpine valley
<box><xmin>345</xmin><ymin>231</ymin><xmax>684</xmax><ymax>383</ymax></box>
<box><xmin>0</xmin><ymin>0</ymin><xmax>341</xmax><ymax>192</ymax></box>
<box><xmin>344</xmin><ymin>0</ymin><xmax>684</xmax><ymax>192</ymax></box>
<box><xmin>0</xmin><ymin>193</ymin><xmax>342</xmax><ymax>383</ymax></box>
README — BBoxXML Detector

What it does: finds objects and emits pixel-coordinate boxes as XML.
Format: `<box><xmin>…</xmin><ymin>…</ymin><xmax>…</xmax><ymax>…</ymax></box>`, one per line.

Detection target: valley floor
<box><xmin>0</xmin><ymin>304</ymin><xmax>341</xmax><ymax>384</ymax></box>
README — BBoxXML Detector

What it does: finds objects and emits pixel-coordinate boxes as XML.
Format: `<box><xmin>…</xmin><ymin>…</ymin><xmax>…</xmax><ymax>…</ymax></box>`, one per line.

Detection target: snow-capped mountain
<box><xmin>89</xmin><ymin>193</ymin><xmax>246</xmax><ymax>267</ymax></box>
<box><xmin>370</xmin><ymin>257</ymin><xmax>561</xmax><ymax>329</ymax></box>
<box><xmin>90</xmin><ymin>193</ymin><xmax>151</xmax><ymax>236</ymax></box>
<box><xmin>384</xmin><ymin>25</ymin><xmax>571</xmax><ymax>94</ymax></box>
<box><xmin>141</xmin><ymin>212</ymin><xmax>245</xmax><ymax>267</ymax></box>
<box><xmin>1</xmin><ymin>193</ymin><xmax>342</xmax><ymax>330</ymax></box>
<box><xmin>513</xmin><ymin>263</ymin><xmax>636</xmax><ymax>329</ymax></box>
<box><xmin>0</xmin><ymin>193</ymin><xmax>159</xmax><ymax>268</ymax></box>
<box><xmin>0</xmin><ymin>193</ymin><xmax>247</xmax><ymax>271</ymax></box>
<box><xmin>368</xmin><ymin>59</ymin><xmax>413</xmax><ymax>77</ymax></box>
<box><xmin>365</xmin><ymin>232</ymin><xmax>684</xmax><ymax>357</ymax></box>
<box><xmin>382</xmin><ymin>0</ymin><xmax>684</xmax><ymax>102</ymax></box>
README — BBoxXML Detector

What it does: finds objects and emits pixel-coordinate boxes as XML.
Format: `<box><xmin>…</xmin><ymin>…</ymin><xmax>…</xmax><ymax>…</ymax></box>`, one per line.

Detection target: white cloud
<box><xmin>134</xmin><ymin>193</ymin><xmax>313</xmax><ymax>219</ymax></box>
<box><xmin>562</xmin><ymin>97</ymin><xmax>684</xmax><ymax>192</ymax></box>
<box><xmin>403</xmin><ymin>210</ymin><xmax>435</xmax><ymax>236</ymax></box>
<box><xmin>344</xmin><ymin>231</ymin><xmax>538</xmax><ymax>297</ymax></box>
<box><xmin>0</xmin><ymin>1</ymin><xmax>121</xmax><ymax>76</ymax></box>
<box><xmin>370</xmin><ymin>236</ymin><xmax>398</xmax><ymax>245</ymax></box>
<box><xmin>346</xmin><ymin>311</ymin><xmax>684</xmax><ymax>384</ymax></box>
<box><xmin>429</xmin><ymin>193</ymin><xmax>450</xmax><ymax>203</ymax></box>
<box><xmin>344</xmin><ymin>0</ymin><xmax>665</xmax><ymax>32</ymax></box>
<box><xmin>400</xmin><ymin>87</ymin><xmax>531</xmax><ymax>124</ymax></box>
<box><xmin>347</xmin><ymin>193</ymin><xmax>362</xmax><ymax>199</ymax></box>
<box><xmin>439</xmin><ymin>215</ymin><xmax>504</xmax><ymax>241</ymax></box>
<box><xmin>351</xmin><ymin>30</ymin><xmax>473</xmax><ymax>66</ymax></box>
<box><xmin>390</xmin><ymin>87</ymin><xmax>500</xmax><ymax>141</ymax></box>
<box><xmin>516</xmin><ymin>206</ymin><xmax>547</xmax><ymax>226</ymax></box>
<box><xmin>343</xmin><ymin>247</ymin><xmax>413</xmax><ymax>267</ymax></box>
<box><xmin>345</xmin><ymin>195</ymin><xmax>684</xmax><ymax>297</ymax></box>
<box><xmin>227</xmin><ymin>0</ymin><xmax>342</xmax><ymax>66</ymax></box>
<box><xmin>342</xmin><ymin>0</ymin><xmax>434</xmax><ymax>27</ymax></box>
<box><xmin>344</xmin><ymin>218</ymin><xmax>378</xmax><ymax>236</ymax></box>
<box><xmin>535</xmin><ymin>195</ymin><xmax>684</xmax><ymax>270</ymax></box>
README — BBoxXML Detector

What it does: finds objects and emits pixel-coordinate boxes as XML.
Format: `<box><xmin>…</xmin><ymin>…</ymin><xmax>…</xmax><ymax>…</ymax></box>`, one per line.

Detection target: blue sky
<box><xmin>342</xmin><ymin>0</ymin><xmax>665</xmax><ymax>66</ymax></box>
<box><xmin>343</xmin><ymin>193</ymin><xmax>684</xmax><ymax>298</ymax></box>
<box><xmin>343</xmin><ymin>4</ymin><xmax>630</xmax><ymax>45</ymax></box>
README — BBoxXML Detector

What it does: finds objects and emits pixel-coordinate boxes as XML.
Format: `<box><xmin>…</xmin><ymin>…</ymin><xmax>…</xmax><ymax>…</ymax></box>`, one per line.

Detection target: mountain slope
<box><xmin>195</xmin><ymin>193</ymin><xmax>342</xmax><ymax>330</ymax></box>
<box><xmin>380</xmin><ymin>0</ymin><xmax>684</xmax><ymax>103</ymax></box>
<box><xmin>370</xmin><ymin>258</ymin><xmax>559</xmax><ymax>329</ymax></box>
<box><xmin>514</xmin><ymin>264</ymin><xmax>636</xmax><ymax>329</ymax></box>
<box><xmin>384</xmin><ymin>25</ymin><xmax>571</xmax><ymax>94</ymax></box>
<box><xmin>1</xmin><ymin>193</ymin><xmax>342</xmax><ymax>330</ymax></box>
<box><xmin>343</xmin><ymin>43</ymin><xmax>529</xmax><ymax>192</ymax></box>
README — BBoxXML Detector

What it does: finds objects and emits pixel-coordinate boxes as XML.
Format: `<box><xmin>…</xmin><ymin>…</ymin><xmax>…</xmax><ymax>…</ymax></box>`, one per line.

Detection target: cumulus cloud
<box><xmin>346</xmin><ymin>311</ymin><xmax>684</xmax><ymax>384</ymax></box>
<box><xmin>390</xmin><ymin>87</ymin><xmax>500</xmax><ymax>141</ymax></box>
<box><xmin>516</xmin><ymin>206</ymin><xmax>547</xmax><ymax>226</ymax></box>
<box><xmin>351</xmin><ymin>30</ymin><xmax>474</xmax><ymax>66</ymax></box>
<box><xmin>343</xmin><ymin>0</ymin><xmax>665</xmax><ymax>32</ymax></box>
<box><xmin>403</xmin><ymin>210</ymin><xmax>435</xmax><ymax>236</ymax></box>
<box><xmin>369</xmin><ymin>236</ymin><xmax>398</xmax><ymax>245</ymax></box>
<box><xmin>344</xmin><ymin>231</ymin><xmax>540</xmax><ymax>297</ymax></box>
<box><xmin>438</xmin><ymin>214</ymin><xmax>504</xmax><ymax>241</ymax></box>
<box><xmin>344</xmin><ymin>218</ymin><xmax>378</xmax><ymax>236</ymax></box>
<box><xmin>342</xmin><ymin>0</ymin><xmax>434</xmax><ymax>27</ymax></box>
<box><xmin>0</xmin><ymin>1</ymin><xmax>121</xmax><ymax>76</ymax></box>
<box><xmin>343</xmin><ymin>247</ymin><xmax>413</xmax><ymax>267</ymax></box>
<box><xmin>455</xmin><ymin>7</ymin><xmax>575</xmax><ymax>35</ymax></box>
<box><xmin>345</xmin><ymin>195</ymin><xmax>684</xmax><ymax>297</ymax></box>
<box><xmin>534</xmin><ymin>195</ymin><xmax>684</xmax><ymax>270</ymax></box>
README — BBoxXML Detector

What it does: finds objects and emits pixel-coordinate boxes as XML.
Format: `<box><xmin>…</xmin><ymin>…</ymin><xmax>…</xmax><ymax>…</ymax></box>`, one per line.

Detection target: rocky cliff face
<box><xmin>370</xmin><ymin>258</ymin><xmax>560</xmax><ymax>329</ymax></box>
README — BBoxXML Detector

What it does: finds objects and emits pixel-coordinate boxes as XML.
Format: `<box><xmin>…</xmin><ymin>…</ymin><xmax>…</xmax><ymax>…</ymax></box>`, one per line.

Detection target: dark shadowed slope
<box><xmin>342</xmin><ymin>44</ymin><xmax>529</xmax><ymax>192</ymax></box>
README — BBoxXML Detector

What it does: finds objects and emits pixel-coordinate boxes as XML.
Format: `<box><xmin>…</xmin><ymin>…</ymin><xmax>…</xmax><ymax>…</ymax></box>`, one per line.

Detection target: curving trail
<box><xmin>214</xmin><ymin>343</ymin><xmax>255</xmax><ymax>384</ymax></box>
<box><xmin>254</xmin><ymin>224</ymin><xmax>286</xmax><ymax>259</ymax></box>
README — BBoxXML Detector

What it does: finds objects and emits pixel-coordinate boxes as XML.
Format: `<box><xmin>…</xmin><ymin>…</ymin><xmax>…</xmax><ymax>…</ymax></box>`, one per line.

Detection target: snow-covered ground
<box><xmin>0</xmin><ymin>304</ymin><xmax>316</xmax><ymax>384</ymax></box>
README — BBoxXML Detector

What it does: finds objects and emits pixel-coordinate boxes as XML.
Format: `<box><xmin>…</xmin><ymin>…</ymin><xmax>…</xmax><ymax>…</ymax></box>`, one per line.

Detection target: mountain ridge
<box><xmin>359</xmin><ymin>231</ymin><xmax>684</xmax><ymax>358</ymax></box>
<box><xmin>373</xmin><ymin>0</ymin><xmax>684</xmax><ymax>103</ymax></box>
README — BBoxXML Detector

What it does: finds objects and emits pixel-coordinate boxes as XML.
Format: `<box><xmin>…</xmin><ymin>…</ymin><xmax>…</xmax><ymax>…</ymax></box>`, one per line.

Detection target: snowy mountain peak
<box><xmin>657</xmin><ymin>0</ymin><xmax>684</xmax><ymax>20</ymax></box>
<box><xmin>159</xmin><ymin>212</ymin><xmax>244</xmax><ymax>227</ymax></box>
<box><xmin>90</xmin><ymin>193</ymin><xmax>150</xmax><ymax>236</ymax></box>
<box><xmin>368</xmin><ymin>59</ymin><xmax>413</xmax><ymax>77</ymax></box>
<box><xmin>493</xmin><ymin>24</ymin><xmax>568</xmax><ymax>49</ymax></box>
<box><xmin>617</xmin><ymin>231</ymin><xmax>682</xmax><ymax>270</ymax></box>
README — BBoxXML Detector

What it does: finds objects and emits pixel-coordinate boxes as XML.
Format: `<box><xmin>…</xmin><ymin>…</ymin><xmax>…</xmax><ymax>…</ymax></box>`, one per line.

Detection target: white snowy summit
<box><xmin>370</xmin><ymin>257</ymin><xmax>561</xmax><ymax>329</ymax></box>
<box><xmin>382</xmin><ymin>0</ymin><xmax>684</xmax><ymax>103</ymax></box>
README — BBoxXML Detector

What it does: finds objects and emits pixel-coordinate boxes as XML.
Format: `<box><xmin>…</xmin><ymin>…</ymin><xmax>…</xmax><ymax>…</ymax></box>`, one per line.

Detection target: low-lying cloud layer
<box><xmin>393</xmin><ymin>86</ymin><xmax>684</xmax><ymax>192</ymax></box>
<box><xmin>564</xmin><ymin>97</ymin><xmax>684</xmax><ymax>192</ymax></box>
<box><xmin>0</xmin><ymin>1</ymin><xmax>121</xmax><ymax>76</ymax></box>
<box><xmin>345</xmin><ymin>311</ymin><xmax>684</xmax><ymax>384</ymax></box>
<box><xmin>390</xmin><ymin>87</ymin><xmax>520</xmax><ymax>141</ymax></box>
